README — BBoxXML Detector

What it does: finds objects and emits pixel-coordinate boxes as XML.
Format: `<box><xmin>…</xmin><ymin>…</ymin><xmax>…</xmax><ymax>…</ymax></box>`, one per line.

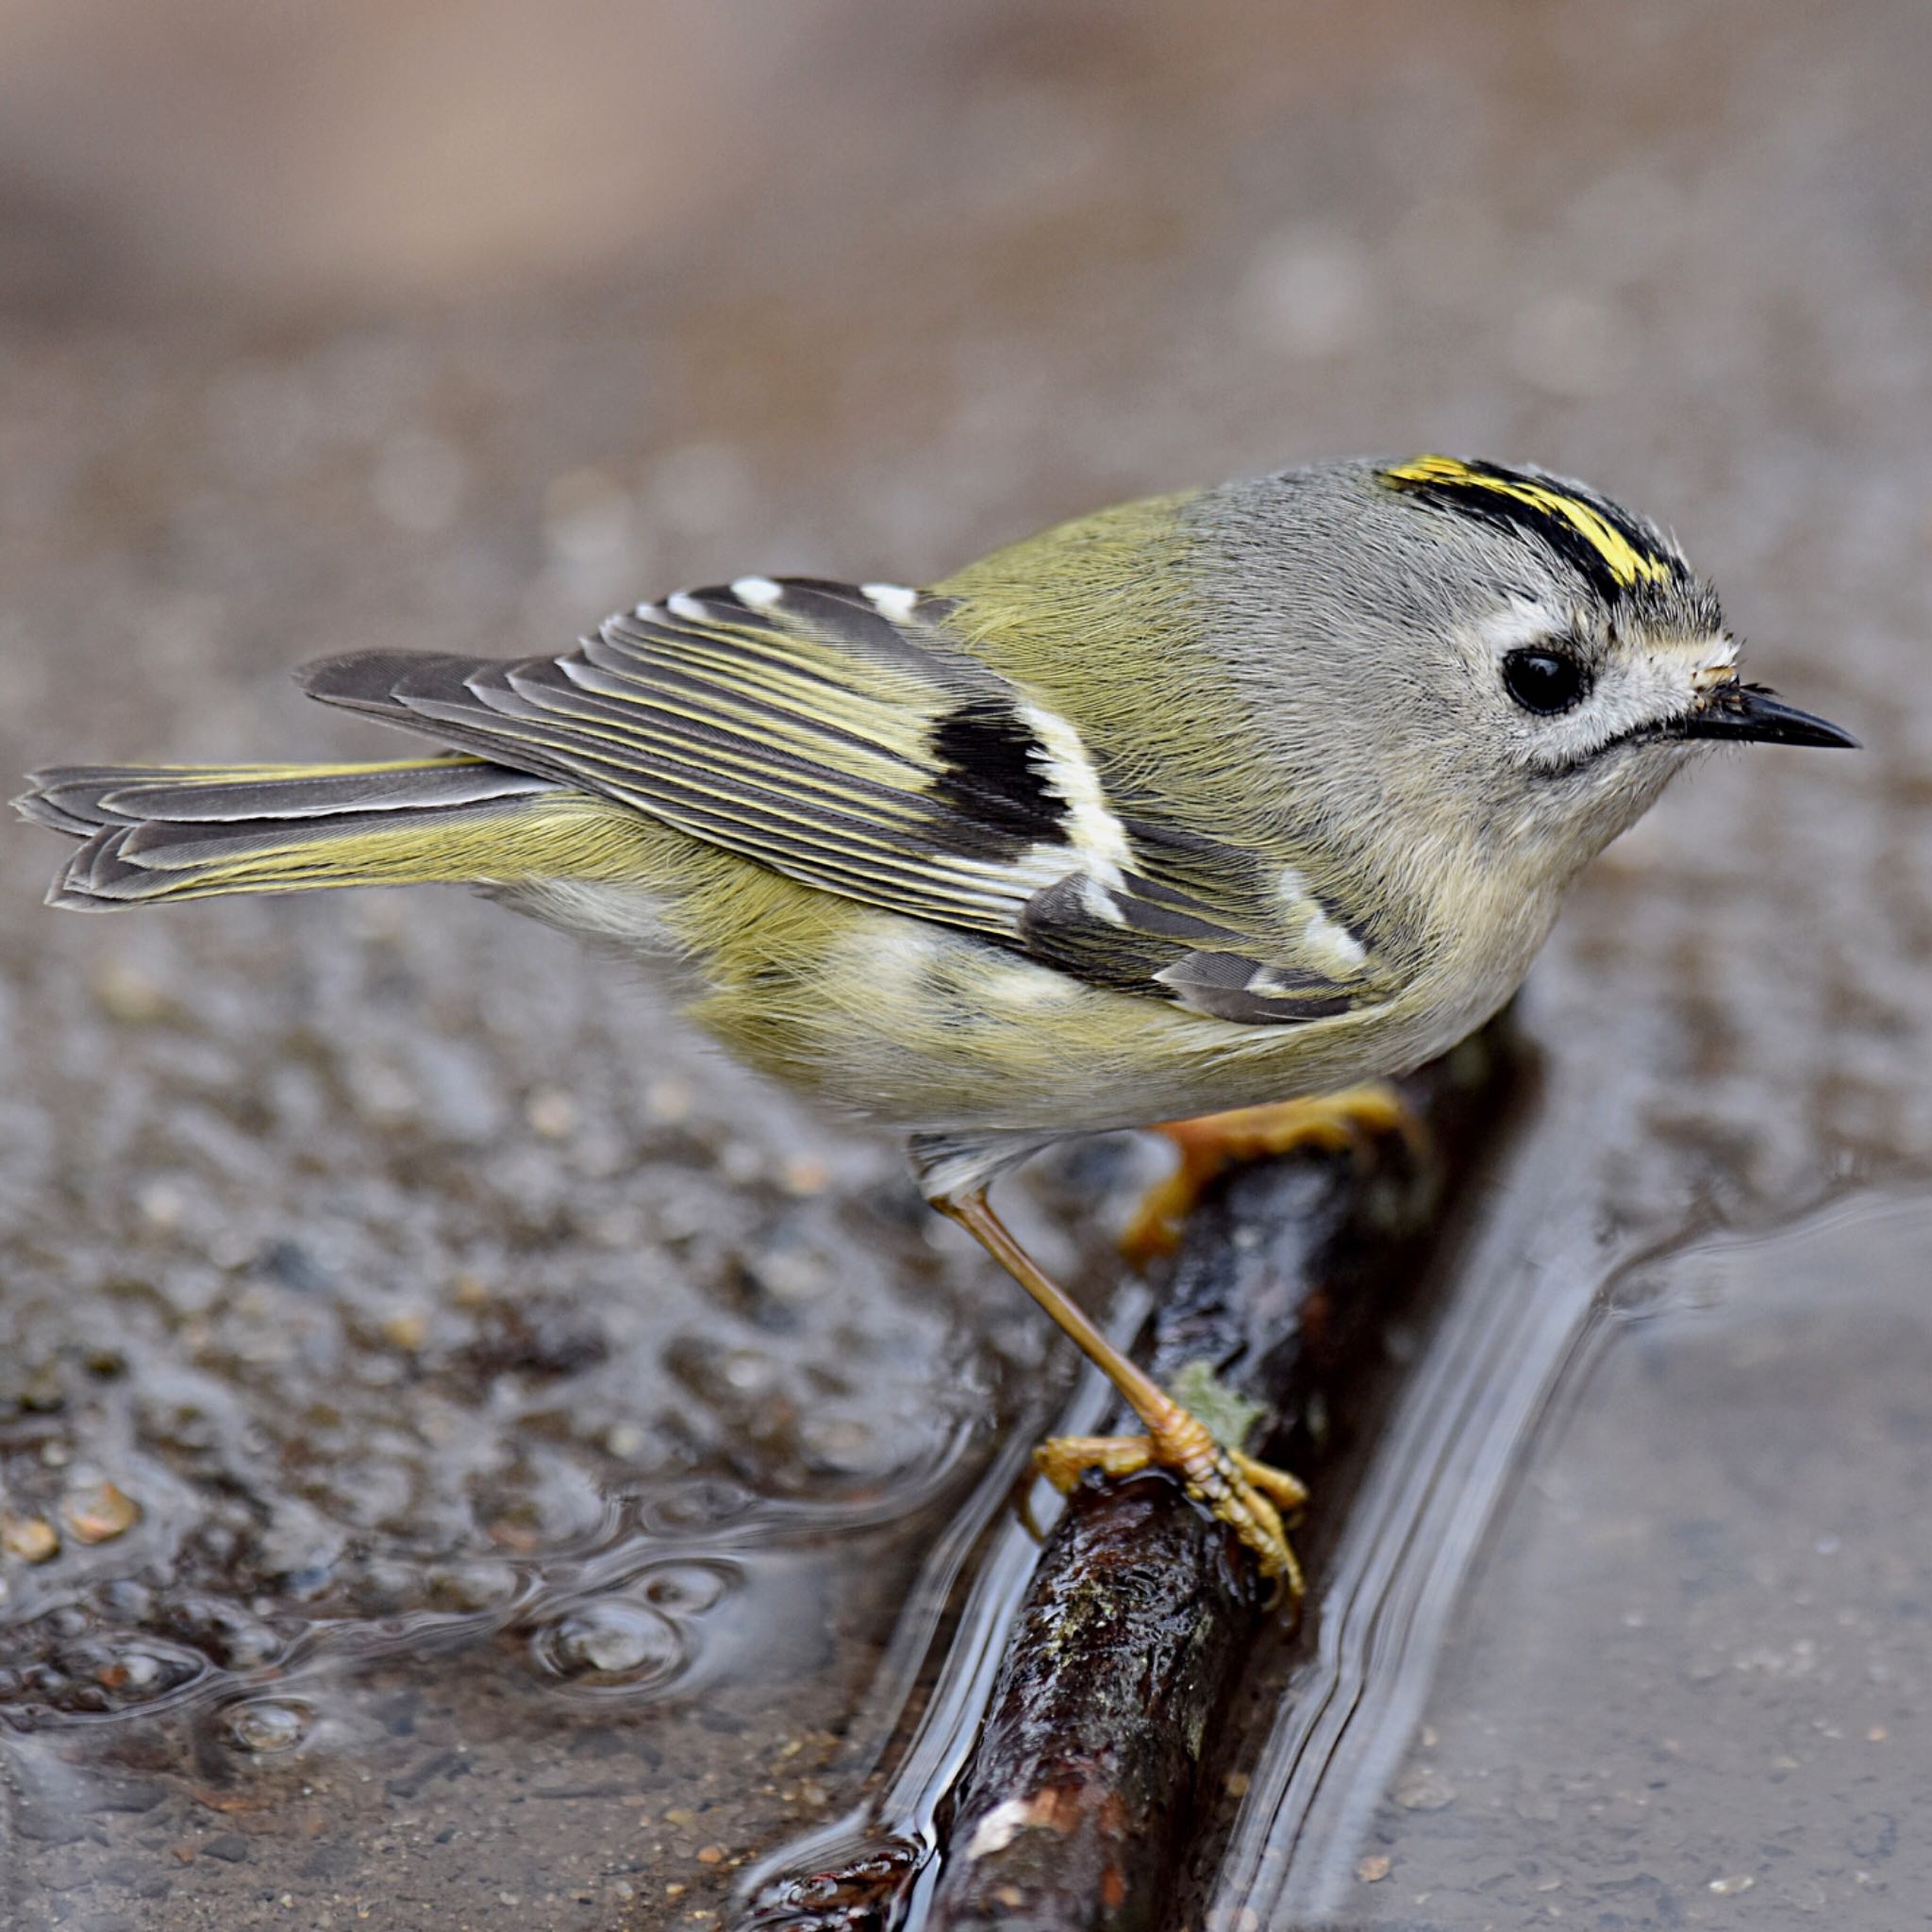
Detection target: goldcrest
<box><xmin>18</xmin><ymin>454</ymin><xmax>1856</xmax><ymax>1591</ymax></box>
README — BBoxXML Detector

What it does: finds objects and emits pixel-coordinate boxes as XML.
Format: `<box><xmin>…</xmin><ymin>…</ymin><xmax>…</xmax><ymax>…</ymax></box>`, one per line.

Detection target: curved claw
<box><xmin>1033</xmin><ymin>1415</ymin><xmax>1308</xmax><ymax>1605</ymax></box>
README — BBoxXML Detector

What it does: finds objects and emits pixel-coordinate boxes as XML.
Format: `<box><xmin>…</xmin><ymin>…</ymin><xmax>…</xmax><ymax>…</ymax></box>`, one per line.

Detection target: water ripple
<box><xmin>1207</xmin><ymin>1067</ymin><xmax>1650</xmax><ymax>1924</ymax></box>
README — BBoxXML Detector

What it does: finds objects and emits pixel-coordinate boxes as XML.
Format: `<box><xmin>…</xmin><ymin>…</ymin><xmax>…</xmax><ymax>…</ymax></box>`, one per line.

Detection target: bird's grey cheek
<box><xmin>1594</xmin><ymin>741</ymin><xmax>1705</xmax><ymax>826</ymax></box>
<box><xmin>1630</xmin><ymin>739</ymin><xmax>1711</xmax><ymax>783</ymax></box>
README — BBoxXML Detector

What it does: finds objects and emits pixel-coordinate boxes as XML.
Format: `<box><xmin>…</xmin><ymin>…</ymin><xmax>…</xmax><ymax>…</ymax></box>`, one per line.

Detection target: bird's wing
<box><xmin>299</xmin><ymin>576</ymin><xmax>1391</xmax><ymax>1023</ymax></box>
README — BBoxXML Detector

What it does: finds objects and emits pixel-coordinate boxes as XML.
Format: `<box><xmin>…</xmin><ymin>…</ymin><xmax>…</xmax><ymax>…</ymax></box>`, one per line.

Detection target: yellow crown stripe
<box><xmin>1384</xmin><ymin>456</ymin><xmax>1674</xmax><ymax>589</ymax></box>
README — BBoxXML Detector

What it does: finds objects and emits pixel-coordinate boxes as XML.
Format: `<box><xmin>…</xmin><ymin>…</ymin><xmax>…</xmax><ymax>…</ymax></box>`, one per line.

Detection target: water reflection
<box><xmin>1223</xmin><ymin>1191</ymin><xmax>1932</xmax><ymax>1927</ymax></box>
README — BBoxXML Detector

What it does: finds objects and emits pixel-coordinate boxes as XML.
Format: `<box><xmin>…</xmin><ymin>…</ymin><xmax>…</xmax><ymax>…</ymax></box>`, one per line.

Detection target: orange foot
<box><xmin>1035</xmin><ymin>1409</ymin><xmax>1309</xmax><ymax>1601</ymax></box>
<box><xmin>1121</xmin><ymin>1083</ymin><xmax>1425</xmax><ymax>1266</ymax></box>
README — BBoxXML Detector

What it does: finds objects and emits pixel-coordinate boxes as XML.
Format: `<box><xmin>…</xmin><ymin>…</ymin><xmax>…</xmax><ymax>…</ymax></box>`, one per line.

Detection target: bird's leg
<box><xmin>1121</xmin><ymin>1081</ymin><xmax>1425</xmax><ymax>1264</ymax></box>
<box><xmin>934</xmin><ymin>1188</ymin><xmax>1306</xmax><ymax>1598</ymax></box>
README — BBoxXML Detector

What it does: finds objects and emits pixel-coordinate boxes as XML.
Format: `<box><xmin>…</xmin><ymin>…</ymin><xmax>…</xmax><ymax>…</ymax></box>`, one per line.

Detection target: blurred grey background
<box><xmin>2</xmin><ymin>4</ymin><xmax>1929</xmax><ymax>1928</ymax></box>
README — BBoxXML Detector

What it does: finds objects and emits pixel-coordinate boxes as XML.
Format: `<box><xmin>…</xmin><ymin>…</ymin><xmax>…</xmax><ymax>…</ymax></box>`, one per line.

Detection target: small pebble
<box><xmin>643</xmin><ymin>1076</ymin><xmax>693</xmax><ymax>1124</ymax></box>
<box><xmin>137</xmin><ymin>1182</ymin><xmax>183</xmax><ymax>1229</ymax></box>
<box><xmin>1391</xmin><ymin>1767</ymin><xmax>1457</xmax><ymax>1811</ymax></box>
<box><xmin>641</xmin><ymin>1563</ymin><xmax>733</xmax><ymax>1615</ymax></box>
<box><xmin>63</xmin><ymin>1482</ymin><xmax>140</xmax><ymax>1544</ymax></box>
<box><xmin>2</xmin><ymin>1515</ymin><xmax>59</xmax><ymax>1562</ymax></box>
<box><xmin>526</xmin><ymin>1088</ymin><xmax>577</xmax><ymax>1139</ymax></box>
<box><xmin>379</xmin><ymin>1311</ymin><xmax>429</xmax><ymax>1352</ymax></box>
<box><xmin>536</xmin><ymin>1602</ymin><xmax>683</xmax><ymax>1685</ymax></box>
<box><xmin>223</xmin><ymin>1699</ymin><xmax>311</xmax><ymax>1753</ymax></box>
<box><xmin>1357</xmin><ymin>1856</ymin><xmax>1391</xmax><ymax>1883</ymax></box>
<box><xmin>92</xmin><ymin>959</ymin><xmax>173</xmax><ymax>1024</ymax></box>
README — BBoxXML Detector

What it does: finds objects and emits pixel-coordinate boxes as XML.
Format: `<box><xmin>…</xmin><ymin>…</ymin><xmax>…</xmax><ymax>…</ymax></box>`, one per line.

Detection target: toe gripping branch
<box><xmin>1031</xmin><ymin>1403</ymin><xmax>1310</xmax><ymax>1603</ymax></box>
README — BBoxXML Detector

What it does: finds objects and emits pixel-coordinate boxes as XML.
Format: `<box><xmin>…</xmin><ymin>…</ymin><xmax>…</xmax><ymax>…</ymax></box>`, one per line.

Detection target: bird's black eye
<box><xmin>1501</xmin><ymin>647</ymin><xmax>1591</xmax><ymax>716</ymax></box>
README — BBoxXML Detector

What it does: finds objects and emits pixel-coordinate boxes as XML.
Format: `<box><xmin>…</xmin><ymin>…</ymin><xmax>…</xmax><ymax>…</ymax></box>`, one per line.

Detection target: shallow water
<box><xmin>5</xmin><ymin>3</ymin><xmax>1932</xmax><ymax>1927</ymax></box>
<box><xmin>1291</xmin><ymin>1191</ymin><xmax>1932</xmax><ymax>1928</ymax></box>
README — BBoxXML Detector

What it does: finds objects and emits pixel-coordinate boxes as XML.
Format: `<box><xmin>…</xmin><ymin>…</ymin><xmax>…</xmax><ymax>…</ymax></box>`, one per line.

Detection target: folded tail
<box><xmin>14</xmin><ymin>757</ymin><xmax>645</xmax><ymax>909</ymax></box>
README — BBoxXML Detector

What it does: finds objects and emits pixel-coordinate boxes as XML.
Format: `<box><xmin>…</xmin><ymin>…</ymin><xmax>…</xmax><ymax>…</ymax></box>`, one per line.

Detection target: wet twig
<box><xmin>924</xmin><ymin>1023</ymin><xmax>1522</xmax><ymax>1932</ymax></box>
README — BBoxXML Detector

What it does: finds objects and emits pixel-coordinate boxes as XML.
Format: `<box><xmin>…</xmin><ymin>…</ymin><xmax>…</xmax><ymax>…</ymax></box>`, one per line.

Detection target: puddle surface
<box><xmin>1326</xmin><ymin>1194</ymin><xmax>1932</xmax><ymax>1929</ymax></box>
<box><xmin>1205</xmin><ymin>1192</ymin><xmax>1932</xmax><ymax>1931</ymax></box>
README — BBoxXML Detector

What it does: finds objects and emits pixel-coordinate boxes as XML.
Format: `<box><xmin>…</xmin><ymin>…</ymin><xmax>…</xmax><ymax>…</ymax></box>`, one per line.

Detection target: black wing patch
<box><xmin>927</xmin><ymin>698</ymin><xmax>1069</xmax><ymax>854</ymax></box>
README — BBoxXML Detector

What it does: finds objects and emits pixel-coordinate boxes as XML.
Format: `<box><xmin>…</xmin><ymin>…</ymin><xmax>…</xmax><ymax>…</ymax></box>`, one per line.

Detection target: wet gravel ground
<box><xmin>4</xmin><ymin>3</ymin><xmax>1932</xmax><ymax>1926</ymax></box>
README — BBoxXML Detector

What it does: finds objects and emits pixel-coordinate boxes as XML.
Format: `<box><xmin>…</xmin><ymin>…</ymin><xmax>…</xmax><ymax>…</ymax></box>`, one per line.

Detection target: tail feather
<box><xmin>12</xmin><ymin>757</ymin><xmax>652</xmax><ymax>910</ymax></box>
<box><xmin>21</xmin><ymin>757</ymin><xmax>548</xmax><ymax>832</ymax></box>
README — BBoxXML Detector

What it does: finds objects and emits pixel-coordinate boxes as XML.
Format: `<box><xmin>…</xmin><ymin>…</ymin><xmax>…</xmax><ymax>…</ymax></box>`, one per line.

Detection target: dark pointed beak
<box><xmin>1668</xmin><ymin>679</ymin><xmax>1859</xmax><ymax>749</ymax></box>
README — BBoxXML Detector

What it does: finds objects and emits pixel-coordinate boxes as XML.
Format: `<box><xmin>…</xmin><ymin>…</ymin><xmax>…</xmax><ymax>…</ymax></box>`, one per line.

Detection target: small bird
<box><xmin>16</xmin><ymin>455</ymin><xmax>1855</xmax><ymax>1594</ymax></box>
